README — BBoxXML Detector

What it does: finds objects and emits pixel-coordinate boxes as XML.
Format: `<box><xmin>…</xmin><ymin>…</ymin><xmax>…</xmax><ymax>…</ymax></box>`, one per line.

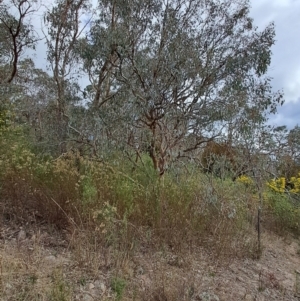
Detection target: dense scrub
<box><xmin>1</xmin><ymin>122</ymin><xmax>300</xmax><ymax>260</ymax></box>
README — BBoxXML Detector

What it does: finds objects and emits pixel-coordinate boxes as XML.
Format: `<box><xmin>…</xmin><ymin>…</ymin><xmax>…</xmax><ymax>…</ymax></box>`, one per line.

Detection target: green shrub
<box><xmin>111</xmin><ymin>277</ymin><xmax>126</xmax><ymax>301</ymax></box>
<box><xmin>264</xmin><ymin>190</ymin><xmax>300</xmax><ymax>233</ymax></box>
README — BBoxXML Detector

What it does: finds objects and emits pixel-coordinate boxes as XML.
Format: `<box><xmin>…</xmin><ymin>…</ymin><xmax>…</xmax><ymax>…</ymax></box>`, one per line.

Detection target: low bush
<box><xmin>0</xmin><ymin>138</ymin><xmax>258</xmax><ymax>259</ymax></box>
<box><xmin>0</xmin><ymin>122</ymin><xmax>278</xmax><ymax>259</ymax></box>
<box><xmin>263</xmin><ymin>190</ymin><xmax>300</xmax><ymax>234</ymax></box>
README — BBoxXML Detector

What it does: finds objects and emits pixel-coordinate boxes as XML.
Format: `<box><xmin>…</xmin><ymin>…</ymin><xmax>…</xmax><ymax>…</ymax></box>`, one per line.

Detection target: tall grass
<box><xmin>2</xmin><ymin>122</ymin><xmax>299</xmax><ymax>262</ymax></box>
<box><xmin>0</xmin><ymin>132</ymin><xmax>256</xmax><ymax>259</ymax></box>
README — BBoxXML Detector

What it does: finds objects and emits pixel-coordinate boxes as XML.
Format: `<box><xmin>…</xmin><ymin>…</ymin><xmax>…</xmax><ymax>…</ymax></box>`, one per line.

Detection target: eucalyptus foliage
<box><xmin>0</xmin><ymin>0</ymin><xmax>285</xmax><ymax>174</ymax></box>
<box><xmin>0</xmin><ymin>0</ymin><xmax>38</xmax><ymax>85</ymax></box>
<box><xmin>77</xmin><ymin>0</ymin><xmax>283</xmax><ymax>173</ymax></box>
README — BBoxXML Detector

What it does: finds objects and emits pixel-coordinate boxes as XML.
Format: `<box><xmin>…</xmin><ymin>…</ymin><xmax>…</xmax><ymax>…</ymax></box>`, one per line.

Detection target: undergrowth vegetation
<box><xmin>1</xmin><ymin>122</ymin><xmax>299</xmax><ymax>259</ymax></box>
<box><xmin>0</xmin><ymin>124</ymin><xmax>257</xmax><ymax>256</ymax></box>
<box><xmin>1</xmin><ymin>122</ymin><xmax>300</xmax><ymax>300</ymax></box>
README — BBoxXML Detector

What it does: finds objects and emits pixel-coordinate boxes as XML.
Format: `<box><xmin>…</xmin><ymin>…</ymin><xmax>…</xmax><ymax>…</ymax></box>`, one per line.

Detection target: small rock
<box><xmin>94</xmin><ymin>280</ymin><xmax>101</xmax><ymax>287</ymax></box>
<box><xmin>18</xmin><ymin>230</ymin><xmax>26</xmax><ymax>241</ymax></box>
<box><xmin>236</xmin><ymin>287</ymin><xmax>247</xmax><ymax>297</ymax></box>
<box><xmin>196</xmin><ymin>292</ymin><xmax>220</xmax><ymax>301</ymax></box>
<box><xmin>5</xmin><ymin>283</ymin><xmax>13</xmax><ymax>290</ymax></box>
<box><xmin>88</xmin><ymin>283</ymin><xmax>95</xmax><ymax>290</ymax></box>
<box><xmin>167</xmin><ymin>255</ymin><xmax>184</xmax><ymax>267</ymax></box>
<box><xmin>82</xmin><ymin>294</ymin><xmax>94</xmax><ymax>301</ymax></box>
<box><xmin>95</xmin><ymin>281</ymin><xmax>106</xmax><ymax>293</ymax></box>
<box><xmin>100</xmin><ymin>282</ymin><xmax>106</xmax><ymax>292</ymax></box>
<box><xmin>44</xmin><ymin>255</ymin><xmax>57</xmax><ymax>265</ymax></box>
<box><xmin>244</xmin><ymin>294</ymin><xmax>253</xmax><ymax>301</ymax></box>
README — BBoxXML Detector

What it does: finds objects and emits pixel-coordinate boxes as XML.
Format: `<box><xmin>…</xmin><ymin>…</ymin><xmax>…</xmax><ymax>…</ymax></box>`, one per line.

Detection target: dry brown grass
<box><xmin>1</xmin><ymin>220</ymin><xmax>299</xmax><ymax>301</ymax></box>
<box><xmin>0</xmin><ymin>151</ymin><xmax>259</xmax><ymax>256</ymax></box>
<box><xmin>0</xmin><ymin>148</ymin><xmax>279</xmax><ymax>300</ymax></box>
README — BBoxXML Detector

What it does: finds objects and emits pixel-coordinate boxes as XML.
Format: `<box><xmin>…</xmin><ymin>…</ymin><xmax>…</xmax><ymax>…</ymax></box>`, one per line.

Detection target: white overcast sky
<box><xmin>250</xmin><ymin>0</ymin><xmax>300</xmax><ymax>129</ymax></box>
<box><xmin>29</xmin><ymin>0</ymin><xmax>300</xmax><ymax>129</ymax></box>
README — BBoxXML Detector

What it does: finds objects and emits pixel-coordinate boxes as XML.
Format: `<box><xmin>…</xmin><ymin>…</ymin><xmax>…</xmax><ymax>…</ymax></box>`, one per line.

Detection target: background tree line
<box><xmin>1</xmin><ymin>0</ymin><xmax>299</xmax><ymax>181</ymax></box>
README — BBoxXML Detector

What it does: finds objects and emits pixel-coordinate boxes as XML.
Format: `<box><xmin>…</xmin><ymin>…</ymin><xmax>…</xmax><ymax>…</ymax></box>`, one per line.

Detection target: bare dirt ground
<box><xmin>1</xmin><ymin>222</ymin><xmax>300</xmax><ymax>301</ymax></box>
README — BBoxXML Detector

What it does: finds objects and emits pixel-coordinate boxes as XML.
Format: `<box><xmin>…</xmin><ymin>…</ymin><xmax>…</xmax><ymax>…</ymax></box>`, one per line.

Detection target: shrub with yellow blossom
<box><xmin>236</xmin><ymin>175</ymin><xmax>253</xmax><ymax>186</ymax></box>
<box><xmin>267</xmin><ymin>177</ymin><xmax>286</xmax><ymax>193</ymax></box>
<box><xmin>267</xmin><ymin>174</ymin><xmax>300</xmax><ymax>194</ymax></box>
<box><xmin>236</xmin><ymin>175</ymin><xmax>255</xmax><ymax>192</ymax></box>
<box><xmin>289</xmin><ymin>173</ymin><xmax>300</xmax><ymax>193</ymax></box>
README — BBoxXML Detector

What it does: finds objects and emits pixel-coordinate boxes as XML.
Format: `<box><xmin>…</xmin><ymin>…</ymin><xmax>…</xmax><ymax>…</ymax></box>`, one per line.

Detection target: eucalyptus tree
<box><xmin>43</xmin><ymin>0</ymin><xmax>91</xmax><ymax>153</ymax></box>
<box><xmin>80</xmin><ymin>0</ymin><xmax>283</xmax><ymax>175</ymax></box>
<box><xmin>271</xmin><ymin>125</ymin><xmax>300</xmax><ymax>179</ymax></box>
<box><xmin>286</xmin><ymin>126</ymin><xmax>300</xmax><ymax>166</ymax></box>
<box><xmin>0</xmin><ymin>0</ymin><xmax>39</xmax><ymax>86</ymax></box>
<box><xmin>0</xmin><ymin>0</ymin><xmax>39</xmax><ymax>148</ymax></box>
<box><xmin>12</xmin><ymin>58</ymin><xmax>62</xmax><ymax>151</ymax></box>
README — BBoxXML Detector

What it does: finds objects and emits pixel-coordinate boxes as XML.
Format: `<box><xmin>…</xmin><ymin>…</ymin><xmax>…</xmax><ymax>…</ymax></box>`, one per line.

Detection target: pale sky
<box><xmin>250</xmin><ymin>0</ymin><xmax>300</xmax><ymax>128</ymax></box>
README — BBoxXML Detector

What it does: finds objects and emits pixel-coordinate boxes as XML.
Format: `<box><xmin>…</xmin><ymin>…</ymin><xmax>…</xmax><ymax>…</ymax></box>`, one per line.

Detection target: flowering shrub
<box><xmin>236</xmin><ymin>175</ymin><xmax>256</xmax><ymax>194</ymax></box>
<box><xmin>267</xmin><ymin>177</ymin><xmax>286</xmax><ymax>193</ymax></box>
<box><xmin>267</xmin><ymin>174</ymin><xmax>300</xmax><ymax>194</ymax></box>
<box><xmin>236</xmin><ymin>175</ymin><xmax>253</xmax><ymax>186</ymax></box>
<box><xmin>289</xmin><ymin>174</ymin><xmax>300</xmax><ymax>193</ymax></box>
